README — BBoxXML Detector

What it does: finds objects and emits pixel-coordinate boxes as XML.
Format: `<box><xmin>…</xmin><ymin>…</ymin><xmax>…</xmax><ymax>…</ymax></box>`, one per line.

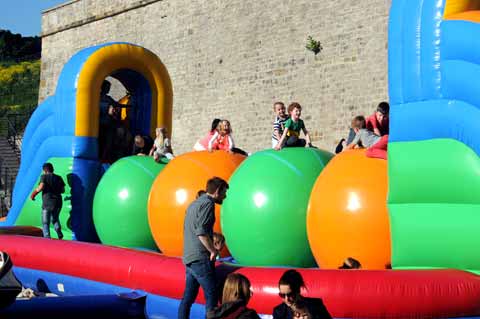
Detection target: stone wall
<box><xmin>40</xmin><ymin>0</ymin><xmax>391</xmax><ymax>154</ymax></box>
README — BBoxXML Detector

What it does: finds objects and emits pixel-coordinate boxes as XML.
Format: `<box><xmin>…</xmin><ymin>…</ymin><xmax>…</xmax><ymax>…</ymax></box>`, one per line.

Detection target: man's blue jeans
<box><xmin>178</xmin><ymin>259</ymin><xmax>217</xmax><ymax>319</ymax></box>
<box><xmin>42</xmin><ymin>207</ymin><xmax>63</xmax><ymax>239</ymax></box>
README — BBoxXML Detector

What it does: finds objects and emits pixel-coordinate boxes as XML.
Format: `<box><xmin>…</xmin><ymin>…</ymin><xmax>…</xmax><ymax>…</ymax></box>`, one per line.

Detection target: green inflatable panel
<box><xmin>93</xmin><ymin>156</ymin><xmax>166</xmax><ymax>249</ymax></box>
<box><xmin>388</xmin><ymin>139</ymin><xmax>480</xmax><ymax>273</ymax></box>
<box><xmin>16</xmin><ymin>157</ymin><xmax>74</xmax><ymax>240</ymax></box>
<box><xmin>221</xmin><ymin>148</ymin><xmax>334</xmax><ymax>267</ymax></box>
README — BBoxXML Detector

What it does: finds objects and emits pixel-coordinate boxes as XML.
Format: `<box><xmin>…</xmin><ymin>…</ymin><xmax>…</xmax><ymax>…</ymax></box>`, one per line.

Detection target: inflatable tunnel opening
<box><xmin>444</xmin><ymin>0</ymin><xmax>480</xmax><ymax>20</ymax></box>
<box><xmin>99</xmin><ymin>69</ymin><xmax>152</xmax><ymax>163</ymax></box>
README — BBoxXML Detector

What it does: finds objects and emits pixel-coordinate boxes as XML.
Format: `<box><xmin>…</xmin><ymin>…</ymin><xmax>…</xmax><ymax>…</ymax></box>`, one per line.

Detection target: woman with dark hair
<box><xmin>193</xmin><ymin>118</ymin><xmax>222</xmax><ymax>151</ymax></box>
<box><xmin>273</xmin><ymin>270</ymin><xmax>332</xmax><ymax>319</ymax></box>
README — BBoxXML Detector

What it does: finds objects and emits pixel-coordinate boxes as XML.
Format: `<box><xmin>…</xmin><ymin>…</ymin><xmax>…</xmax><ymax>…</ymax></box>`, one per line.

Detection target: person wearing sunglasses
<box><xmin>273</xmin><ymin>269</ymin><xmax>332</xmax><ymax>319</ymax></box>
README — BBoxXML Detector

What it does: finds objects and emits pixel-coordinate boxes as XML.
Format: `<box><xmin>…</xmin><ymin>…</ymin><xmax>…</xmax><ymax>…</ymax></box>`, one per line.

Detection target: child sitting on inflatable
<box><xmin>275</xmin><ymin>103</ymin><xmax>313</xmax><ymax>150</ymax></box>
<box><xmin>272</xmin><ymin>101</ymin><xmax>289</xmax><ymax>149</ymax></box>
<box><xmin>345</xmin><ymin>115</ymin><xmax>388</xmax><ymax>160</ymax></box>
<box><xmin>150</xmin><ymin>127</ymin><xmax>174</xmax><ymax>161</ymax></box>
<box><xmin>366</xmin><ymin>102</ymin><xmax>389</xmax><ymax>137</ymax></box>
<box><xmin>193</xmin><ymin>119</ymin><xmax>221</xmax><ymax>151</ymax></box>
<box><xmin>208</xmin><ymin>120</ymin><xmax>235</xmax><ymax>153</ymax></box>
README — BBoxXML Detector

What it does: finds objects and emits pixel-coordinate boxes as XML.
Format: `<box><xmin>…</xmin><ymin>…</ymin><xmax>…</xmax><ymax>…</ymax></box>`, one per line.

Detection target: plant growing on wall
<box><xmin>306</xmin><ymin>36</ymin><xmax>322</xmax><ymax>55</ymax></box>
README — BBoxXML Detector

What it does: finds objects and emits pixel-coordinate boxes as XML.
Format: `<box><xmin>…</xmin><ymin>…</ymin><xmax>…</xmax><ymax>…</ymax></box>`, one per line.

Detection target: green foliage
<box><xmin>306</xmin><ymin>36</ymin><xmax>323</xmax><ymax>55</ymax></box>
<box><xmin>0</xmin><ymin>60</ymin><xmax>40</xmax><ymax>108</ymax></box>
<box><xmin>0</xmin><ymin>29</ymin><xmax>41</xmax><ymax>64</ymax></box>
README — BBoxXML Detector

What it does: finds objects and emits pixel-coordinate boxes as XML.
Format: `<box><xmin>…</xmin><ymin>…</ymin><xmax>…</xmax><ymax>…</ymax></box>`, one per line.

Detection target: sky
<box><xmin>1</xmin><ymin>0</ymin><xmax>67</xmax><ymax>37</ymax></box>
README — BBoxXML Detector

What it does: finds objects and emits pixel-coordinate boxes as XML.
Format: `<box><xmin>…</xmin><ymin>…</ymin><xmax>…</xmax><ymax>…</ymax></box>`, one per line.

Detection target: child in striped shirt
<box><xmin>272</xmin><ymin>102</ymin><xmax>289</xmax><ymax>148</ymax></box>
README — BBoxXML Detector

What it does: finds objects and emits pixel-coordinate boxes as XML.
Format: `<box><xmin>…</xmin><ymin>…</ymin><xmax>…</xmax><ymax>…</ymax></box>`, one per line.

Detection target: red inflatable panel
<box><xmin>1</xmin><ymin>235</ymin><xmax>480</xmax><ymax>318</ymax></box>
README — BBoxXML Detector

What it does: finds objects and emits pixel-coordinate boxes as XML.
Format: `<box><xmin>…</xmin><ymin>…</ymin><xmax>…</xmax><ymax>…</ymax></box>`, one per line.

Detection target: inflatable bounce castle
<box><xmin>1</xmin><ymin>0</ymin><xmax>480</xmax><ymax>317</ymax></box>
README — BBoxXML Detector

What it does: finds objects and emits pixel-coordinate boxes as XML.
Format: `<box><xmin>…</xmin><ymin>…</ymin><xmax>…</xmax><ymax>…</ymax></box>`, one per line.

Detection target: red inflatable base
<box><xmin>1</xmin><ymin>235</ymin><xmax>480</xmax><ymax>318</ymax></box>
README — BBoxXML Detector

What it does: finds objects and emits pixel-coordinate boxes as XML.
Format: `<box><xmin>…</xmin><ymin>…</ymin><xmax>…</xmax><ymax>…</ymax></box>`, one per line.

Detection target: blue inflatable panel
<box><xmin>0</xmin><ymin>294</ymin><xmax>145</xmax><ymax>319</ymax></box>
<box><xmin>390</xmin><ymin>99</ymin><xmax>480</xmax><ymax>155</ymax></box>
<box><xmin>13</xmin><ymin>267</ymin><xmax>205</xmax><ymax>319</ymax></box>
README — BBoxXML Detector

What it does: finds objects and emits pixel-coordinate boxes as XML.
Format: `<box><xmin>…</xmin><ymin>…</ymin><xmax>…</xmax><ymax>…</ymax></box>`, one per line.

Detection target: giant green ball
<box><xmin>93</xmin><ymin>156</ymin><xmax>166</xmax><ymax>249</ymax></box>
<box><xmin>221</xmin><ymin>148</ymin><xmax>334</xmax><ymax>267</ymax></box>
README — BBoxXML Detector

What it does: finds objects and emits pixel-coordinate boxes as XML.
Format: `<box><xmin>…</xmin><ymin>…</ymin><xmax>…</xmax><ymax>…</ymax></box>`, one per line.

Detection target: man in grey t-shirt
<box><xmin>178</xmin><ymin>177</ymin><xmax>229</xmax><ymax>319</ymax></box>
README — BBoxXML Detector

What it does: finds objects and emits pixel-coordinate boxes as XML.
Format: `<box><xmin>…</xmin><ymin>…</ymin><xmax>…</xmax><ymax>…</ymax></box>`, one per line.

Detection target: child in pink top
<box><xmin>193</xmin><ymin>119</ymin><xmax>221</xmax><ymax>151</ymax></box>
<box><xmin>208</xmin><ymin>120</ymin><xmax>234</xmax><ymax>152</ymax></box>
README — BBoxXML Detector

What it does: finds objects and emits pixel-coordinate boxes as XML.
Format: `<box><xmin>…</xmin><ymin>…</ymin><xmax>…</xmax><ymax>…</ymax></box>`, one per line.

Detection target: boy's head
<box><xmin>273</xmin><ymin>102</ymin><xmax>286</xmax><ymax>118</ymax></box>
<box><xmin>213</xmin><ymin>232</ymin><xmax>225</xmax><ymax>251</ymax></box>
<box><xmin>287</xmin><ymin>102</ymin><xmax>302</xmax><ymax>120</ymax></box>
<box><xmin>351</xmin><ymin>115</ymin><xmax>366</xmax><ymax>132</ymax></box>
<box><xmin>42</xmin><ymin>162</ymin><xmax>54</xmax><ymax>173</ymax></box>
<box><xmin>376</xmin><ymin>102</ymin><xmax>390</xmax><ymax>122</ymax></box>
<box><xmin>338</xmin><ymin>257</ymin><xmax>362</xmax><ymax>269</ymax></box>
<box><xmin>134</xmin><ymin>135</ymin><xmax>145</xmax><ymax>147</ymax></box>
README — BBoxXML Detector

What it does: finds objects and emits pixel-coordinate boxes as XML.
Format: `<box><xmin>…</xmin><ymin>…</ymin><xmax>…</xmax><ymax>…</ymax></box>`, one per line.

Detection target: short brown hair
<box><xmin>279</xmin><ymin>269</ymin><xmax>305</xmax><ymax>295</ymax></box>
<box><xmin>351</xmin><ymin>115</ymin><xmax>366</xmax><ymax>129</ymax></box>
<box><xmin>288</xmin><ymin>102</ymin><xmax>302</xmax><ymax>114</ymax></box>
<box><xmin>222</xmin><ymin>273</ymin><xmax>252</xmax><ymax>304</ymax></box>
<box><xmin>206</xmin><ymin>177</ymin><xmax>229</xmax><ymax>194</ymax></box>
<box><xmin>273</xmin><ymin>101</ymin><xmax>285</xmax><ymax>111</ymax></box>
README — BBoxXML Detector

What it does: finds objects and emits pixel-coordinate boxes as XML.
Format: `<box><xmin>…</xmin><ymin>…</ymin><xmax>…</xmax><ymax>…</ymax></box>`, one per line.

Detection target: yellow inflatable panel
<box><xmin>444</xmin><ymin>0</ymin><xmax>480</xmax><ymax>18</ymax></box>
<box><xmin>445</xmin><ymin>10</ymin><xmax>480</xmax><ymax>22</ymax></box>
<box><xmin>75</xmin><ymin>43</ymin><xmax>173</xmax><ymax>138</ymax></box>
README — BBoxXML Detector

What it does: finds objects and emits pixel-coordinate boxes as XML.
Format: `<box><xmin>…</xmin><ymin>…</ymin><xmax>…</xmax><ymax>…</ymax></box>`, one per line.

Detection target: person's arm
<box><xmin>198</xmin><ymin>235</ymin><xmax>217</xmax><ymax>261</ymax></box>
<box><xmin>227</xmin><ymin>135</ymin><xmax>234</xmax><ymax>151</ymax></box>
<box><xmin>346</xmin><ymin>131</ymin><xmax>361</xmax><ymax>150</ymax></box>
<box><xmin>60</xmin><ymin>178</ymin><xmax>66</xmax><ymax>194</ymax></box>
<box><xmin>275</xmin><ymin>128</ymin><xmax>288</xmax><ymax>150</ymax></box>
<box><xmin>194</xmin><ymin>201</ymin><xmax>218</xmax><ymax>260</ymax></box>
<box><xmin>302</xmin><ymin>124</ymin><xmax>312</xmax><ymax>147</ymax></box>
<box><xmin>31</xmin><ymin>176</ymin><xmax>45</xmax><ymax>200</ymax></box>
<box><xmin>149</xmin><ymin>144</ymin><xmax>156</xmax><ymax>156</ymax></box>
<box><xmin>273</xmin><ymin>120</ymin><xmax>282</xmax><ymax>141</ymax></box>
<box><xmin>208</xmin><ymin>132</ymin><xmax>219</xmax><ymax>152</ymax></box>
<box><xmin>373</xmin><ymin>128</ymin><xmax>381</xmax><ymax>136</ymax></box>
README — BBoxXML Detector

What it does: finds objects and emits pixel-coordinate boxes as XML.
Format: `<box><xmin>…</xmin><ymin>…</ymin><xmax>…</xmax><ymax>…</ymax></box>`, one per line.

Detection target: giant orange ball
<box><xmin>148</xmin><ymin>151</ymin><xmax>245</xmax><ymax>257</ymax></box>
<box><xmin>307</xmin><ymin>149</ymin><xmax>391</xmax><ymax>269</ymax></box>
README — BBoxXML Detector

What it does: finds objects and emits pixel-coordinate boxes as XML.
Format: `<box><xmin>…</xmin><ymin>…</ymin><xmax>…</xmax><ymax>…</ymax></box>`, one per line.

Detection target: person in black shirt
<box><xmin>30</xmin><ymin>163</ymin><xmax>66</xmax><ymax>239</ymax></box>
<box><xmin>273</xmin><ymin>270</ymin><xmax>332</xmax><ymax>319</ymax></box>
<box><xmin>132</xmin><ymin>135</ymin><xmax>154</xmax><ymax>156</ymax></box>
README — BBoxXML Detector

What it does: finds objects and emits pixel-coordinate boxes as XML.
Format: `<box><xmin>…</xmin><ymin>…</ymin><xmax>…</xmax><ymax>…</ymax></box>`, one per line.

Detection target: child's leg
<box><xmin>231</xmin><ymin>148</ymin><xmax>248</xmax><ymax>156</ymax></box>
<box><xmin>366</xmin><ymin>135</ymin><xmax>388</xmax><ymax>160</ymax></box>
<box><xmin>285</xmin><ymin>136</ymin><xmax>303</xmax><ymax>147</ymax></box>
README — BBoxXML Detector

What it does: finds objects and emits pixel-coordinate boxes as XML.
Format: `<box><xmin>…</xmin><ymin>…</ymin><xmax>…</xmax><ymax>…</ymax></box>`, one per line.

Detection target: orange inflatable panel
<box><xmin>445</xmin><ymin>10</ymin><xmax>480</xmax><ymax>23</ymax></box>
